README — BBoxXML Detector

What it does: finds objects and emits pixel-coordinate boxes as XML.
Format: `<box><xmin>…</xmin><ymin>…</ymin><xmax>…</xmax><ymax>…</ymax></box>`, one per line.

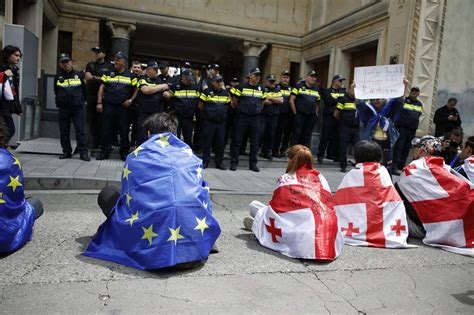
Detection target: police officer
<box><xmin>199</xmin><ymin>75</ymin><xmax>230</xmax><ymax>170</ymax></box>
<box><xmin>392</xmin><ymin>86</ymin><xmax>423</xmax><ymax>174</ymax></box>
<box><xmin>225</xmin><ymin>77</ymin><xmax>240</xmax><ymax>147</ymax></box>
<box><xmin>260</xmin><ymin>74</ymin><xmax>283</xmax><ymax>160</ymax></box>
<box><xmin>333</xmin><ymin>85</ymin><xmax>363</xmax><ymax>172</ymax></box>
<box><xmin>229</xmin><ymin>68</ymin><xmax>265</xmax><ymax>172</ymax></box>
<box><xmin>168</xmin><ymin>69</ymin><xmax>200</xmax><ymax>146</ymax></box>
<box><xmin>272</xmin><ymin>70</ymin><xmax>293</xmax><ymax>157</ymax></box>
<box><xmin>135</xmin><ymin>60</ymin><xmax>170</xmax><ymax>144</ymax></box>
<box><xmin>289</xmin><ymin>70</ymin><xmax>321</xmax><ymax>148</ymax></box>
<box><xmin>317</xmin><ymin>74</ymin><xmax>346</xmax><ymax>163</ymax></box>
<box><xmin>96</xmin><ymin>52</ymin><xmax>137</xmax><ymax>160</ymax></box>
<box><xmin>84</xmin><ymin>46</ymin><xmax>114</xmax><ymax>149</ymax></box>
<box><xmin>54</xmin><ymin>53</ymin><xmax>90</xmax><ymax>161</ymax></box>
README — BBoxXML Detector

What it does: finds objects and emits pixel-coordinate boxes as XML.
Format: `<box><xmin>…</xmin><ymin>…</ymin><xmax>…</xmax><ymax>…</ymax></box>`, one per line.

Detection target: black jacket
<box><xmin>0</xmin><ymin>63</ymin><xmax>21</xmax><ymax>116</ymax></box>
<box><xmin>54</xmin><ymin>68</ymin><xmax>86</xmax><ymax>108</ymax></box>
<box><xmin>434</xmin><ymin>105</ymin><xmax>462</xmax><ymax>136</ymax></box>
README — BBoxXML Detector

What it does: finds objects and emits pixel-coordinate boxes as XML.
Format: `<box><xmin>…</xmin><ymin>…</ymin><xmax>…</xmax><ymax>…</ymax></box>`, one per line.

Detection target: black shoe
<box><xmin>317</xmin><ymin>157</ymin><xmax>324</xmax><ymax>164</ymax></box>
<box><xmin>261</xmin><ymin>153</ymin><xmax>272</xmax><ymax>160</ymax></box>
<box><xmin>340</xmin><ymin>168</ymin><xmax>347</xmax><ymax>173</ymax></box>
<box><xmin>59</xmin><ymin>152</ymin><xmax>72</xmax><ymax>159</ymax></box>
<box><xmin>120</xmin><ymin>152</ymin><xmax>128</xmax><ymax>161</ymax></box>
<box><xmin>80</xmin><ymin>152</ymin><xmax>91</xmax><ymax>162</ymax></box>
<box><xmin>203</xmin><ymin>162</ymin><xmax>209</xmax><ymax>169</ymax></box>
<box><xmin>240</xmin><ymin>151</ymin><xmax>249</xmax><ymax>156</ymax></box>
<box><xmin>96</xmin><ymin>153</ymin><xmax>109</xmax><ymax>160</ymax></box>
<box><xmin>210</xmin><ymin>244</ymin><xmax>219</xmax><ymax>254</ymax></box>
<box><xmin>230</xmin><ymin>164</ymin><xmax>237</xmax><ymax>171</ymax></box>
<box><xmin>249</xmin><ymin>165</ymin><xmax>260</xmax><ymax>172</ymax></box>
<box><xmin>216</xmin><ymin>162</ymin><xmax>227</xmax><ymax>170</ymax></box>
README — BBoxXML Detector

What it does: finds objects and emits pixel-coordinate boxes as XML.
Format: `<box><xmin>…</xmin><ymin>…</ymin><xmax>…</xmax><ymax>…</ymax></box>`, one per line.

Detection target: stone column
<box><xmin>240</xmin><ymin>41</ymin><xmax>267</xmax><ymax>82</ymax></box>
<box><xmin>106</xmin><ymin>20</ymin><xmax>136</xmax><ymax>57</ymax></box>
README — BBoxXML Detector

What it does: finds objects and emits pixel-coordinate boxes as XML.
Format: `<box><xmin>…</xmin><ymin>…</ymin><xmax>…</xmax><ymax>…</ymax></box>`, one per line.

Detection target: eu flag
<box><xmin>0</xmin><ymin>148</ymin><xmax>36</xmax><ymax>253</ymax></box>
<box><xmin>83</xmin><ymin>133</ymin><xmax>221</xmax><ymax>270</ymax></box>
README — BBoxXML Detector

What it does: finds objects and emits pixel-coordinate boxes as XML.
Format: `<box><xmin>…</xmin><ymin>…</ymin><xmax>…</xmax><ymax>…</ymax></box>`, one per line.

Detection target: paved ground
<box><xmin>1</xmin><ymin>192</ymin><xmax>473</xmax><ymax>314</ymax></box>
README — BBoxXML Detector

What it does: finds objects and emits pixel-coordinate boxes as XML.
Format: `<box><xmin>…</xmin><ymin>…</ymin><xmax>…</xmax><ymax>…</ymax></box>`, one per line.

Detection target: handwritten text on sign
<box><xmin>354</xmin><ymin>64</ymin><xmax>405</xmax><ymax>99</ymax></box>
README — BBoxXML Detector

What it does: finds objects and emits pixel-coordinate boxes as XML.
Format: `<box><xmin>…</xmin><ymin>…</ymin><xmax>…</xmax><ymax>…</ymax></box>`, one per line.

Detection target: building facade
<box><xmin>1</xmin><ymin>0</ymin><xmax>471</xmax><ymax>140</ymax></box>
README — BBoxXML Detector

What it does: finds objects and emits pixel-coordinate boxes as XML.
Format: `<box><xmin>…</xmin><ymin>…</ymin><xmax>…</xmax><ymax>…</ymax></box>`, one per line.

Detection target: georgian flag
<box><xmin>251</xmin><ymin>167</ymin><xmax>343</xmax><ymax>260</ymax></box>
<box><xmin>398</xmin><ymin>156</ymin><xmax>474</xmax><ymax>256</ymax></box>
<box><xmin>334</xmin><ymin>162</ymin><xmax>414</xmax><ymax>248</ymax></box>
<box><xmin>460</xmin><ymin>156</ymin><xmax>474</xmax><ymax>182</ymax></box>
<box><xmin>0</xmin><ymin>72</ymin><xmax>15</xmax><ymax>101</ymax></box>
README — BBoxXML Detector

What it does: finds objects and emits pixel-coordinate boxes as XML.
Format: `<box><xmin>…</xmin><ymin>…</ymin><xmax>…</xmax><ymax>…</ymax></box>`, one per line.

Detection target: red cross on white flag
<box><xmin>334</xmin><ymin>162</ymin><xmax>414</xmax><ymax>249</ymax></box>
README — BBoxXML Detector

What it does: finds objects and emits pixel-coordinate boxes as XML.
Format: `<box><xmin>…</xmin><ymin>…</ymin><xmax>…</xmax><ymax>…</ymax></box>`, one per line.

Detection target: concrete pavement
<box><xmin>1</xmin><ymin>192</ymin><xmax>473</xmax><ymax>314</ymax></box>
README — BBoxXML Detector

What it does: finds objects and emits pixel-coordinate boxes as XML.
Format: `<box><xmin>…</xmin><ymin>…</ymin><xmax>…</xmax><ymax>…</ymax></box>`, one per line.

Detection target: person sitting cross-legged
<box><xmin>244</xmin><ymin>144</ymin><xmax>343</xmax><ymax>261</ymax></box>
<box><xmin>0</xmin><ymin>118</ymin><xmax>43</xmax><ymax>254</ymax></box>
<box><xmin>83</xmin><ymin>112</ymin><xmax>221</xmax><ymax>270</ymax></box>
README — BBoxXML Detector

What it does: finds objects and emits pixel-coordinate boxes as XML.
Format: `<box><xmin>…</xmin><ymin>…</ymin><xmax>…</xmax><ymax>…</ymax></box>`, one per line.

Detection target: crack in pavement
<box><xmin>400</xmin><ymin>269</ymin><xmax>435</xmax><ymax>314</ymax></box>
<box><xmin>288</xmin><ymin>273</ymin><xmax>331</xmax><ymax>314</ymax></box>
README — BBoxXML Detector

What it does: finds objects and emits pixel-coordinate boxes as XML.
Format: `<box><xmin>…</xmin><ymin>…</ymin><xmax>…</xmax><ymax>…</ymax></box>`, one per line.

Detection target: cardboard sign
<box><xmin>354</xmin><ymin>64</ymin><xmax>405</xmax><ymax>99</ymax></box>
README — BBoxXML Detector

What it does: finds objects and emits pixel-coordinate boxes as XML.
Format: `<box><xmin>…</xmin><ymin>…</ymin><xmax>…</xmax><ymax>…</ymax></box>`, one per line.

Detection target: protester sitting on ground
<box><xmin>0</xmin><ymin>118</ymin><xmax>43</xmax><ymax>254</ymax></box>
<box><xmin>453</xmin><ymin>136</ymin><xmax>474</xmax><ymax>182</ymax></box>
<box><xmin>83</xmin><ymin>112</ymin><xmax>221</xmax><ymax>270</ymax></box>
<box><xmin>243</xmin><ymin>144</ymin><xmax>343</xmax><ymax>260</ymax></box>
<box><xmin>440</xmin><ymin>127</ymin><xmax>463</xmax><ymax>167</ymax></box>
<box><xmin>333</xmin><ymin>140</ymin><xmax>413</xmax><ymax>248</ymax></box>
<box><xmin>396</xmin><ymin>135</ymin><xmax>473</xmax><ymax>256</ymax></box>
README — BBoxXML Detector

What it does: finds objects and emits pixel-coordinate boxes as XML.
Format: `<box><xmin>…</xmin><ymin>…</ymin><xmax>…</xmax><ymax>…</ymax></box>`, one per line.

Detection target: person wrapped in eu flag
<box><xmin>83</xmin><ymin>113</ymin><xmax>221</xmax><ymax>270</ymax></box>
<box><xmin>0</xmin><ymin>118</ymin><xmax>43</xmax><ymax>253</ymax></box>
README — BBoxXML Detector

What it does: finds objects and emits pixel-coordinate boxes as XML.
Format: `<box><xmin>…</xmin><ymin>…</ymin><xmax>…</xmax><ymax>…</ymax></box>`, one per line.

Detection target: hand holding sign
<box><xmin>354</xmin><ymin>64</ymin><xmax>405</xmax><ymax>99</ymax></box>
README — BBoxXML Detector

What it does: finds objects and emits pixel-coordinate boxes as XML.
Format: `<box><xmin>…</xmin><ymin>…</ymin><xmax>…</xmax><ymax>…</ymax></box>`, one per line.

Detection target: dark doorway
<box><xmin>313</xmin><ymin>57</ymin><xmax>330</xmax><ymax>89</ymax></box>
<box><xmin>349</xmin><ymin>42</ymin><xmax>378</xmax><ymax>82</ymax></box>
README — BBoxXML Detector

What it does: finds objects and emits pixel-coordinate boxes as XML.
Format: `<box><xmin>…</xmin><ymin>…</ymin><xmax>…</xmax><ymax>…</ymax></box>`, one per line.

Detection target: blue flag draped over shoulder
<box><xmin>0</xmin><ymin>148</ymin><xmax>36</xmax><ymax>253</ymax></box>
<box><xmin>83</xmin><ymin>133</ymin><xmax>221</xmax><ymax>270</ymax></box>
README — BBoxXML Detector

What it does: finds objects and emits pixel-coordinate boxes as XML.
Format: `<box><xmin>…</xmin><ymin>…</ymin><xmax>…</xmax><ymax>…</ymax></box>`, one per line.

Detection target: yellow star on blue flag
<box><xmin>7</xmin><ymin>175</ymin><xmax>22</xmax><ymax>192</ymax></box>
<box><xmin>123</xmin><ymin>164</ymin><xmax>132</xmax><ymax>180</ymax></box>
<box><xmin>194</xmin><ymin>217</ymin><xmax>209</xmax><ymax>236</ymax></box>
<box><xmin>141</xmin><ymin>224</ymin><xmax>158</xmax><ymax>245</ymax></box>
<box><xmin>125</xmin><ymin>192</ymin><xmax>133</xmax><ymax>207</ymax></box>
<box><xmin>155</xmin><ymin>135</ymin><xmax>171</xmax><ymax>148</ymax></box>
<box><xmin>125</xmin><ymin>210</ymin><xmax>139</xmax><ymax>226</ymax></box>
<box><xmin>196</xmin><ymin>166</ymin><xmax>202</xmax><ymax>179</ymax></box>
<box><xmin>13</xmin><ymin>157</ymin><xmax>21</xmax><ymax>169</ymax></box>
<box><xmin>167</xmin><ymin>226</ymin><xmax>185</xmax><ymax>245</ymax></box>
<box><xmin>133</xmin><ymin>146</ymin><xmax>144</xmax><ymax>157</ymax></box>
<box><xmin>0</xmin><ymin>192</ymin><xmax>5</xmax><ymax>204</ymax></box>
<box><xmin>182</xmin><ymin>148</ymin><xmax>193</xmax><ymax>157</ymax></box>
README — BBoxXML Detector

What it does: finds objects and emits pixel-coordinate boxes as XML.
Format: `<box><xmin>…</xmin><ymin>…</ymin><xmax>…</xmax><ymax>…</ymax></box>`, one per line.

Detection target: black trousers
<box><xmin>177</xmin><ymin>115</ymin><xmax>194</xmax><ymax>147</ymax></box>
<box><xmin>193</xmin><ymin>110</ymin><xmax>202</xmax><ymax>151</ymax></box>
<box><xmin>202</xmin><ymin>119</ymin><xmax>225</xmax><ymax>164</ymax></box>
<box><xmin>290</xmin><ymin>113</ymin><xmax>317</xmax><ymax>148</ymax></box>
<box><xmin>259</xmin><ymin>114</ymin><xmax>278</xmax><ymax>155</ymax></box>
<box><xmin>1</xmin><ymin>114</ymin><xmax>15</xmax><ymax>144</ymax></box>
<box><xmin>86</xmin><ymin>97</ymin><xmax>102</xmax><ymax>148</ymax></box>
<box><xmin>136</xmin><ymin>111</ymin><xmax>151</xmax><ymax>145</ymax></box>
<box><xmin>230</xmin><ymin>114</ymin><xmax>259</xmax><ymax>166</ymax></box>
<box><xmin>273</xmin><ymin>113</ymin><xmax>293</xmax><ymax>155</ymax></box>
<box><xmin>317</xmin><ymin>115</ymin><xmax>339</xmax><ymax>159</ymax></box>
<box><xmin>101</xmin><ymin>104</ymin><xmax>131</xmax><ymax>155</ymax></box>
<box><xmin>338</xmin><ymin>124</ymin><xmax>360</xmax><ymax>169</ymax></box>
<box><xmin>225</xmin><ymin>107</ymin><xmax>236</xmax><ymax>147</ymax></box>
<box><xmin>58</xmin><ymin>106</ymin><xmax>88</xmax><ymax>154</ymax></box>
<box><xmin>393</xmin><ymin>127</ymin><xmax>416</xmax><ymax>170</ymax></box>
<box><xmin>129</xmin><ymin>105</ymin><xmax>138</xmax><ymax>148</ymax></box>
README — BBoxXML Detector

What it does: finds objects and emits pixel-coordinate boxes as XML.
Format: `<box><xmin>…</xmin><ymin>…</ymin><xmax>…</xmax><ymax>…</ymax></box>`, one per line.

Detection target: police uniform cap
<box><xmin>183</xmin><ymin>61</ymin><xmax>192</xmax><ymax>68</ymax></box>
<box><xmin>159</xmin><ymin>61</ymin><xmax>169</xmax><ymax>68</ymax></box>
<box><xmin>332</xmin><ymin>74</ymin><xmax>345</xmax><ymax>81</ymax></box>
<box><xmin>147</xmin><ymin>60</ymin><xmax>159</xmax><ymax>69</ymax></box>
<box><xmin>266</xmin><ymin>74</ymin><xmax>277</xmax><ymax>81</ymax></box>
<box><xmin>181</xmin><ymin>69</ymin><xmax>194</xmax><ymax>80</ymax></box>
<box><xmin>411</xmin><ymin>86</ymin><xmax>420</xmax><ymax>92</ymax></box>
<box><xmin>212</xmin><ymin>75</ymin><xmax>223</xmax><ymax>82</ymax></box>
<box><xmin>208</xmin><ymin>64</ymin><xmax>220</xmax><ymax>70</ymax></box>
<box><xmin>307</xmin><ymin>70</ymin><xmax>318</xmax><ymax>77</ymax></box>
<box><xmin>231</xmin><ymin>77</ymin><xmax>239</xmax><ymax>82</ymax></box>
<box><xmin>91</xmin><ymin>46</ymin><xmax>104</xmax><ymax>53</ymax></box>
<box><xmin>281</xmin><ymin>70</ymin><xmax>290</xmax><ymax>76</ymax></box>
<box><xmin>249</xmin><ymin>68</ymin><xmax>262</xmax><ymax>75</ymax></box>
<box><xmin>58</xmin><ymin>53</ymin><xmax>71</xmax><ymax>62</ymax></box>
<box><xmin>115</xmin><ymin>52</ymin><xmax>128</xmax><ymax>61</ymax></box>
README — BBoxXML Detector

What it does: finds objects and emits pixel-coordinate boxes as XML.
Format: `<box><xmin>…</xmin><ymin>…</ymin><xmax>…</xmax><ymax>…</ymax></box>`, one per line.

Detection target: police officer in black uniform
<box><xmin>272</xmin><ymin>70</ymin><xmax>292</xmax><ymax>157</ymax></box>
<box><xmin>199</xmin><ymin>75</ymin><xmax>230</xmax><ymax>170</ymax></box>
<box><xmin>317</xmin><ymin>74</ymin><xmax>346</xmax><ymax>163</ymax></box>
<box><xmin>260</xmin><ymin>74</ymin><xmax>283</xmax><ymax>160</ymax></box>
<box><xmin>135</xmin><ymin>60</ymin><xmax>170</xmax><ymax>144</ymax></box>
<box><xmin>168</xmin><ymin>69</ymin><xmax>200</xmax><ymax>146</ymax></box>
<box><xmin>392</xmin><ymin>86</ymin><xmax>423</xmax><ymax>174</ymax></box>
<box><xmin>84</xmin><ymin>46</ymin><xmax>113</xmax><ymax>149</ymax></box>
<box><xmin>289</xmin><ymin>70</ymin><xmax>321</xmax><ymax>148</ymax></box>
<box><xmin>96</xmin><ymin>52</ymin><xmax>137</xmax><ymax>160</ymax></box>
<box><xmin>54</xmin><ymin>53</ymin><xmax>90</xmax><ymax>161</ymax></box>
<box><xmin>334</xmin><ymin>86</ymin><xmax>363</xmax><ymax>172</ymax></box>
<box><xmin>229</xmin><ymin>68</ymin><xmax>265</xmax><ymax>172</ymax></box>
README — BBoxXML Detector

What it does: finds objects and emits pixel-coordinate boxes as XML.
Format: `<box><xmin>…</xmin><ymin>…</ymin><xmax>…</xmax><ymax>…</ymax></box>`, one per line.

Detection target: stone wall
<box><xmin>436</xmin><ymin>0</ymin><xmax>474</xmax><ymax>136</ymax></box>
<box><xmin>58</xmin><ymin>16</ymin><xmax>99</xmax><ymax>70</ymax></box>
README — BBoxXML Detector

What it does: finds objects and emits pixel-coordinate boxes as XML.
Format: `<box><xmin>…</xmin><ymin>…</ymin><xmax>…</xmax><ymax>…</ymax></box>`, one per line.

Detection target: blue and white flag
<box><xmin>0</xmin><ymin>148</ymin><xmax>36</xmax><ymax>253</ymax></box>
<box><xmin>83</xmin><ymin>133</ymin><xmax>221</xmax><ymax>270</ymax></box>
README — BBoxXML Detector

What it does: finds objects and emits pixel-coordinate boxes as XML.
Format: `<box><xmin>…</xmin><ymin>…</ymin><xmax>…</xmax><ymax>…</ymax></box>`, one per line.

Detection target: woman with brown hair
<box><xmin>243</xmin><ymin>144</ymin><xmax>343</xmax><ymax>260</ymax></box>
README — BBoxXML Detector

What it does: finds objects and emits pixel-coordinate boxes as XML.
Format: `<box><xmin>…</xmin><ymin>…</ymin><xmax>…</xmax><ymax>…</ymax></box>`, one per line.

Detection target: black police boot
<box><xmin>80</xmin><ymin>152</ymin><xmax>91</xmax><ymax>162</ymax></box>
<box><xmin>96</xmin><ymin>152</ymin><xmax>109</xmax><ymax>160</ymax></box>
<box><xmin>340</xmin><ymin>168</ymin><xmax>347</xmax><ymax>173</ymax></box>
<box><xmin>216</xmin><ymin>162</ymin><xmax>227</xmax><ymax>171</ymax></box>
<box><xmin>119</xmin><ymin>151</ymin><xmax>128</xmax><ymax>161</ymax></box>
<box><xmin>203</xmin><ymin>162</ymin><xmax>209</xmax><ymax>169</ymax></box>
<box><xmin>261</xmin><ymin>152</ymin><xmax>272</xmax><ymax>160</ymax></box>
<box><xmin>59</xmin><ymin>152</ymin><xmax>72</xmax><ymax>160</ymax></box>
<box><xmin>230</xmin><ymin>163</ymin><xmax>237</xmax><ymax>171</ymax></box>
<box><xmin>249</xmin><ymin>164</ymin><xmax>260</xmax><ymax>172</ymax></box>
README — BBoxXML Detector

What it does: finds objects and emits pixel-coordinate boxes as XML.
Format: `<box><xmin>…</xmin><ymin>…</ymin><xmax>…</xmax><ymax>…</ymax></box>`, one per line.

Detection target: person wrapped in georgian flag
<box><xmin>396</xmin><ymin>136</ymin><xmax>474</xmax><ymax>257</ymax></box>
<box><xmin>334</xmin><ymin>140</ymin><xmax>414</xmax><ymax>248</ymax></box>
<box><xmin>453</xmin><ymin>136</ymin><xmax>474</xmax><ymax>182</ymax></box>
<box><xmin>246</xmin><ymin>145</ymin><xmax>344</xmax><ymax>260</ymax></box>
